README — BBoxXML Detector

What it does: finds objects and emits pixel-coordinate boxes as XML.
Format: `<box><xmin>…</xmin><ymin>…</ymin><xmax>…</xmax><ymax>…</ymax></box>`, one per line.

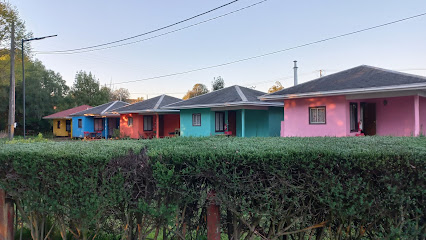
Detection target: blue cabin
<box><xmin>70</xmin><ymin>101</ymin><xmax>129</xmax><ymax>138</ymax></box>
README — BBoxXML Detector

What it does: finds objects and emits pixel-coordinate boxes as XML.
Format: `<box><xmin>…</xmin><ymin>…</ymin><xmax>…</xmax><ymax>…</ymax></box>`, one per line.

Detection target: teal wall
<box><xmin>180</xmin><ymin>107</ymin><xmax>283</xmax><ymax>137</ymax></box>
<box><xmin>244</xmin><ymin>109</ymin><xmax>269</xmax><ymax>137</ymax></box>
<box><xmin>268</xmin><ymin>107</ymin><xmax>284</xmax><ymax>136</ymax></box>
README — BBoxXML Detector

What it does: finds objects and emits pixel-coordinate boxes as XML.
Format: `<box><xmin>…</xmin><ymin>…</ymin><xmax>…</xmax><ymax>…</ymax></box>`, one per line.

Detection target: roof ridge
<box><xmin>363</xmin><ymin>65</ymin><xmax>426</xmax><ymax>80</ymax></box>
<box><xmin>153</xmin><ymin>95</ymin><xmax>165</xmax><ymax>110</ymax></box>
<box><xmin>264</xmin><ymin>65</ymin><xmax>368</xmax><ymax>97</ymax></box>
<box><xmin>234</xmin><ymin>85</ymin><xmax>248</xmax><ymax>101</ymax></box>
<box><xmin>101</xmin><ymin>101</ymin><xmax>118</xmax><ymax>114</ymax></box>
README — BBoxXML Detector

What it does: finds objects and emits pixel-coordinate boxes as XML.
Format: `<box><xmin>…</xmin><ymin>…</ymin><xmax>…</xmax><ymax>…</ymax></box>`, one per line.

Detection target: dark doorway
<box><xmin>228</xmin><ymin>111</ymin><xmax>237</xmax><ymax>136</ymax></box>
<box><xmin>65</xmin><ymin>120</ymin><xmax>71</xmax><ymax>133</ymax></box>
<box><xmin>362</xmin><ymin>103</ymin><xmax>376</xmax><ymax>136</ymax></box>
<box><xmin>159</xmin><ymin>115</ymin><xmax>164</xmax><ymax>137</ymax></box>
<box><xmin>108</xmin><ymin>118</ymin><xmax>119</xmax><ymax>138</ymax></box>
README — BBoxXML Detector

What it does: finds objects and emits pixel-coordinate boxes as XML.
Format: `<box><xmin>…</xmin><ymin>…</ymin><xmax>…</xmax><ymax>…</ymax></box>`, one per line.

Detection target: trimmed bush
<box><xmin>0</xmin><ymin>137</ymin><xmax>425</xmax><ymax>239</ymax></box>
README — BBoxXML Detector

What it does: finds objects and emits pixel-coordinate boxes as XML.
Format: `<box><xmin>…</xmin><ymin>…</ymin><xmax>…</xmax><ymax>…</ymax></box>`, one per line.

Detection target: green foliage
<box><xmin>212</xmin><ymin>76</ymin><xmax>224</xmax><ymax>91</ymax></box>
<box><xmin>5</xmin><ymin>132</ymin><xmax>49</xmax><ymax>144</ymax></box>
<box><xmin>0</xmin><ymin>137</ymin><xmax>425</xmax><ymax>239</ymax></box>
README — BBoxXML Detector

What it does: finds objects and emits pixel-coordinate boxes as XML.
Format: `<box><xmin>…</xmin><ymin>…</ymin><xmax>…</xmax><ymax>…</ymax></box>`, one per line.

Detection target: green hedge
<box><xmin>0</xmin><ymin>137</ymin><xmax>425</xmax><ymax>240</ymax></box>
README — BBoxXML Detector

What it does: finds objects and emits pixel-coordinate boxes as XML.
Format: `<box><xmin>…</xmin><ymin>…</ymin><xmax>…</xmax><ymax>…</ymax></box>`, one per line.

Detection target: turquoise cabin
<box><xmin>163</xmin><ymin>85</ymin><xmax>284</xmax><ymax>137</ymax></box>
<box><xmin>70</xmin><ymin>101</ymin><xmax>129</xmax><ymax>138</ymax></box>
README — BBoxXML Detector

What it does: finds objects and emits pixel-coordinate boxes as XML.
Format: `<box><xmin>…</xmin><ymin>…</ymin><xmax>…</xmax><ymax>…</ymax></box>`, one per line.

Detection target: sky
<box><xmin>11</xmin><ymin>0</ymin><xmax>426</xmax><ymax>99</ymax></box>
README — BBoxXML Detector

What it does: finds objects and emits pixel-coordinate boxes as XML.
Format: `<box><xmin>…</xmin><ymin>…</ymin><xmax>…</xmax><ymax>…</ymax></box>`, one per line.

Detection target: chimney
<box><xmin>293</xmin><ymin>61</ymin><xmax>298</xmax><ymax>86</ymax></box>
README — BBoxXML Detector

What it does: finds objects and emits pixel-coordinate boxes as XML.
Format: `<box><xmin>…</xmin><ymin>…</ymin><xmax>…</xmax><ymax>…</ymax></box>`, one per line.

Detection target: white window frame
<box><xmin>192</xmin><ymin>113</ymin><xmax>201</xmax><ymax>126</ymax></box>
<box><xmin>309</xmin><ymin>106</ymin><xmax>326</xmax><ymax>124</ymax></box>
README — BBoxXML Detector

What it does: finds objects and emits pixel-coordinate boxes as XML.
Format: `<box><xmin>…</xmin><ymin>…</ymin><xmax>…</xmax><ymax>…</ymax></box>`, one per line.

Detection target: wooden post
<box><xmin>207</xmin><ymin>191</ymin><xmax>220</xmax><ymax>240</ymax></box>
<box><xmin>8</xmin><ymin>22</ymin><xmax>15</xmax><ymax>141</ymax></box>
<box><xmin>0</xmin><ymin>189</ymin><xmax>14</xmax><ymax>240</ymax></box>
<box><xmin>156</xmin><ymin>114</ymin><xmax>160</xmax><ymax>139</ymax></box>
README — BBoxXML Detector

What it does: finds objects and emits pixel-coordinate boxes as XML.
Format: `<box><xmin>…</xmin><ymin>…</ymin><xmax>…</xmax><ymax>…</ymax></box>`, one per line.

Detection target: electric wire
<box><xmin>35</xmin><ymin>0</ymin><xmax>268</xmax><ymax>55</ymax></box>
<box><xmin>35</xmin><ymin>0</ymin><xmax>243</xmax><ymax>54</ymax></box>
<box><xmin>112</xmin><ymin>12</ymin><xmax>426</xmax><ymax>85</ymax></box>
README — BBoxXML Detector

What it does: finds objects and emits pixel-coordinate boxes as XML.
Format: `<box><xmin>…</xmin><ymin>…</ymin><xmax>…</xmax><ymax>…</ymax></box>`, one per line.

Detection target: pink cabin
<box><xmin>261</xmin><ymin>65</ymin><xmax>426</xmax><ymax>137</ymax></box>
<box><xmin>113</xmin><ymin>95</ymin><xmax>181</xmax><ymax>139</ymax></box>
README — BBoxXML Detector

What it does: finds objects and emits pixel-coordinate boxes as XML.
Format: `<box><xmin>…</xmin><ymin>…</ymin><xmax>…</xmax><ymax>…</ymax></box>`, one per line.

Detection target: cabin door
<box><xmin>228</xmin><ymin>111</ymin><xmax>237</xmax><ymax>136</ymax></box>
<box><xmin>362</xmin><ymin>103</ymin><xmax>376</xmax><ymax>136</ymax></box>
<box><xmin>65</xmin><ymin>120</ymin><xmax>71</xmax><ymax>133</ymax></box>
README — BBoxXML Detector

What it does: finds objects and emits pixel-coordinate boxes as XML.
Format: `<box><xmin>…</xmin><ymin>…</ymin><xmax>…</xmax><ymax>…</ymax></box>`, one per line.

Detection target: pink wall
<box><xmin>283</xmin><ymin>96</ymin><xmax>348</xmax><ymax>137</ymax></box>
<box><xmin>282</xmin><ymin>95</ymin><xmax>422</xmax><ymax>137</ymax></box>
<box><xmin>420</xmin><ymin>96</ymin><xmax>426</xmax><ymax>135</ymax></box>
<box><xmin>374</xmin><ymin>96</ymin><xmax>414</xmax><ymax>136</ymax></box>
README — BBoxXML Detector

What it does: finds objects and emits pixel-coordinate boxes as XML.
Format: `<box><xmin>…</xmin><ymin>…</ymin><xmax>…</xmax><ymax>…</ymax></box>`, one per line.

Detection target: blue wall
<box><xmin>72</xmin><ymin>116</ymin><xmax>94</xmax><ymax>138</ymax></box>
<box><xmin>180</xmin><ymin>107</ymin><xmax>283</xmax><ymax>137</ymax></box>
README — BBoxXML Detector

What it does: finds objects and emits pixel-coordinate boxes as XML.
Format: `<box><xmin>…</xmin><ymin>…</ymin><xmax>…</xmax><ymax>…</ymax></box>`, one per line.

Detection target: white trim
<box><xmin>345</xmin><ymin>90</ymin><xmax>426</xmax><ymax>100</ymax></box>
<box><xmin>260</xmin><ymin>82</ymin><xmax>426</xmax><ymax>100</ymax></box>
<box><xmin>116</xmin><ymin>109</ymin><xmax>179</xmax><ymax>114</ymax></box>
<box><xmin>162</xmin><ymin>101</ymin><xmax>283</xmax><ymax>110</ymax></box>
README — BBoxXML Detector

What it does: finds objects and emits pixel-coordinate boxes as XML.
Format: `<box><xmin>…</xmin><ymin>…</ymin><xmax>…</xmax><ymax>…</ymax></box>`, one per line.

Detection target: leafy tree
<box><xmin>128</xmin><ymin>97</ymin><xmax>144</xmax><ymax>104</ymax></box>
<box><xmin>183</xmin><ymin>83</ymin><xmax>209</xmax><ymax>100</ymax></box>
<box><xmin>111</xmin><ymin>88</ymin><xmax>130</xmax><ymax>102</ymax></box>
<box><xmin>211</xmin><ymin>76</ymin><xmax>224</xmax><ymax>91</ymax></box>
<box><xmin>68</xmin><ymin>71</ymin><xmax>111</xmax><ymax>107</ymax></box>
<box><xmin>268</xmin><ymin>81</ymin><xmax>284</xmax><ymax>93</ymax></box>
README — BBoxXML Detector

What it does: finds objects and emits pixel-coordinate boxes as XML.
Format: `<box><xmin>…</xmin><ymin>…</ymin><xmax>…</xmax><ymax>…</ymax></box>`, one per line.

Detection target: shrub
<box><xmin>0</xmin><ymin>137</ymin><xmax>424</xmax><ymax>239</ymax></box>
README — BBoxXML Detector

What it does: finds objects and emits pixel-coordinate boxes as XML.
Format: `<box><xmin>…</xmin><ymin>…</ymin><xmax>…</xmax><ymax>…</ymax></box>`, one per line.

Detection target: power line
<box><xmin>35</xmin><ymin>0</ymin><xmax>242</xmax><ymax>54</ymax></box>
<box><xmin>35</xmin><ymin>0</ymin><xmax>268</xmax><ymax>55</ymax></box>
<box><xmin>113</xmin><ymin>12</ymin><xmax>426</xmax><ymax>85</ymax></box>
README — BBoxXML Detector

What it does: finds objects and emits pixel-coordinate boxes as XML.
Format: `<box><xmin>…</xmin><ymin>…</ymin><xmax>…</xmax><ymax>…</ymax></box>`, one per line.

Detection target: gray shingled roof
<box><xmin>262</xmin><ymin>65</ymin><xmax>426</xmax><ymax>99</ymax></box>
<box><xmin>71</xmin><ymin>101</ymin><xmax>129</xmax><ymax>116</ymax></box>
<box><xmin>163</xmin><ymin>85</ymin><xmax>283</xmax><ymax>109</ymax></box>
<box><xmin>114</xmin><ymin>95</ymin><xmax>181</xmax><ymax>113</ymax></box>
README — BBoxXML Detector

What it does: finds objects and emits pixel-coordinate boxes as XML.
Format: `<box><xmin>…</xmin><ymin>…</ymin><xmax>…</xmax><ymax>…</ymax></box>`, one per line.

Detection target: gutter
<box><xmin>260</xmin><ymin>82</ymin><xmax>426</xmax><ymax>100</ymax></box>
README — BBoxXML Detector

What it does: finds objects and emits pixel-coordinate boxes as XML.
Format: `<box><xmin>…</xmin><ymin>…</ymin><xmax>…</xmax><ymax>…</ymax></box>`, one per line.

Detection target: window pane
<box><xmin>318</xmin><ymin>109</ymin><xmax>325</xmax><ymax>123</ymax></box>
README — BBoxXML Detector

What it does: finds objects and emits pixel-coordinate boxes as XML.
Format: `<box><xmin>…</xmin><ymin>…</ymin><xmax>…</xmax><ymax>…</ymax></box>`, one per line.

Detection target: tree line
<box><xmin>0</xmin><ymin>2</ymin><xmax>131</xmax><ymax>135</ymax></box>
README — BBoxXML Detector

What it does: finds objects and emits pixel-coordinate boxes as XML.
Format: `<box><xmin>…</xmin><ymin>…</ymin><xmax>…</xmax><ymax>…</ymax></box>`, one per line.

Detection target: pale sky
<box><xmin>11</xmin><ymin>0</ymin><xmax>426</xmax><ymax>99</ymax></box>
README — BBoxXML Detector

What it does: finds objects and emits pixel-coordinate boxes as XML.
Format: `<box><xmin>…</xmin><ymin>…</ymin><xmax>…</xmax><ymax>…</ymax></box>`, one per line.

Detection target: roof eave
<box><xmin>163</xmin><ymin>101</ymin><xmax>283</xmax><ymax>110</ymax></box>
<box><xmin>116</xmin><ymin>109</ymin><xmax>180</xmax><ymax>114</ymax></box>
<box><xmin>260</xmin><ymin>83</ymin><xmax>426</xmax><ymax>100</ymax></box>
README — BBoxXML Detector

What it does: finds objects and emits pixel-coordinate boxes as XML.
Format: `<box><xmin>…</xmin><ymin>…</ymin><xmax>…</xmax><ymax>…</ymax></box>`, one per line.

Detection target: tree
<box><xmin>111</xmin><ymin>88</ymin><xmax>130</xmax><ymax>102</ymax></box>
<box><xmin>68</xmin><ymin>71</ymin><xmax>111</xmax><ymax>107</ymax></box>
<box><xmin>212</xmin><ymin>76</ymin><xmax>224</xmax><ymax>91</ymax></box>
<box><xmin>268</xmin><ymin>81</ymin><xmax>284</xmax><ymax>93</ymax></box>
<box><xmin>128</xmin><ymin>97</ymin><xmax>144</xmax><ymax>104</ymax></box>
<box><xmin>183</xmin><ymin>83</ymin><xmax>209</xmax><ymax>100</ymax></box>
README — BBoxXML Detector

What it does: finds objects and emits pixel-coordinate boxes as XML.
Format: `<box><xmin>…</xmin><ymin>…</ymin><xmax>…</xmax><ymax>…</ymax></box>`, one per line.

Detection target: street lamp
<box><xmin>22</xmin><ymin>35</ymin><xmax>57</xmax><ymax>139</ymax></box>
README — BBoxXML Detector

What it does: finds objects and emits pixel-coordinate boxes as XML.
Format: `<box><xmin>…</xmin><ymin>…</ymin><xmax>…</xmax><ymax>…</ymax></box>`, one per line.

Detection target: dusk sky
<box><xmin>12</xmin><ymin>0</ymin><xmax>426</xmax><ymax>99</ymax></box>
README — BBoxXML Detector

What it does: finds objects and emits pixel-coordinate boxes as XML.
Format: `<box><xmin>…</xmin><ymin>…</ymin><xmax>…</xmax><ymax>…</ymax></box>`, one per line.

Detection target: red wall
<box><xmin>120</xmin><ymin>113</ymin><xmax>180</xmax><ymax>139</ymax></box>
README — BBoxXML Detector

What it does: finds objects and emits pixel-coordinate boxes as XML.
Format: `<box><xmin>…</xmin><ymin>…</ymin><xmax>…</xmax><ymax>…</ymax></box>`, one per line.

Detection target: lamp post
<box><xmin>22</xmin><ymin>35</ymin><xmax>57</xmax><ymax>138</ymax></box>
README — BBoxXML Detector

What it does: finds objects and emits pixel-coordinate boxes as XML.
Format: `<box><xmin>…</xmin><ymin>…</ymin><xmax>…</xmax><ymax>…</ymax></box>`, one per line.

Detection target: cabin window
<box><xmin>350</xmin><ymin>103</ymin><xmax>358</xmax><ymax>132</ymax></box>
<box><xmin>128</xmin><ymin>117</ymin><xmax>133</xmax><ymax>126</ymax></box>
<box><xmin>57</xmin><ymin>120</ymin><xmax>60</xmax><ymax>129</ymax></box>
<box><xmin>78</xmin><ymin>119</ymin><xmax>82</xmax><ymax>128</ymax></box>
<box><xmin>192</xmin><ymin>113</ymin><xmax>201</xmax><ymax>126</ymax></box>
<box><xmin>215</xmin><ymin>112</ymin><xmax>225</xmax><ymax>132</ymax></box>
<box><xmin>94</xmin><ymin>118</ymin><xmax>104</xmax><ymax>131</ymax></box>
<box><xmin>309</xmin><ymin>107</ymin><xmax>326</xmax><ymax>124</ymax></box>
<box><xmin>144</xmin><ymin>116</ymin><xmax>153</xmax><ymax>131</ymax></box>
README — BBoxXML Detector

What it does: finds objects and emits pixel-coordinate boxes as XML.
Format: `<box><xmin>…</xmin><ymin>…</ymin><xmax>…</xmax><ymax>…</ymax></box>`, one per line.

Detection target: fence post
<box><xmin>0</xmin><ymin>189</ymin><xmax>14</xmax><ymax>240</ymax></box>
<box><xmin>207</xmin><ymin>191</ymin><xmax>220</xmax><ymax>240</ymax></box>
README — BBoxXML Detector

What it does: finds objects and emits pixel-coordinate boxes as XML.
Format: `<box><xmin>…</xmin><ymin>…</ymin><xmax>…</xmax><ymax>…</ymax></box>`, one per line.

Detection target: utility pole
<box><xmin>8</xmin><ymin>22</ymin><xmax>15</xmax><ymax>141</ymax></box>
